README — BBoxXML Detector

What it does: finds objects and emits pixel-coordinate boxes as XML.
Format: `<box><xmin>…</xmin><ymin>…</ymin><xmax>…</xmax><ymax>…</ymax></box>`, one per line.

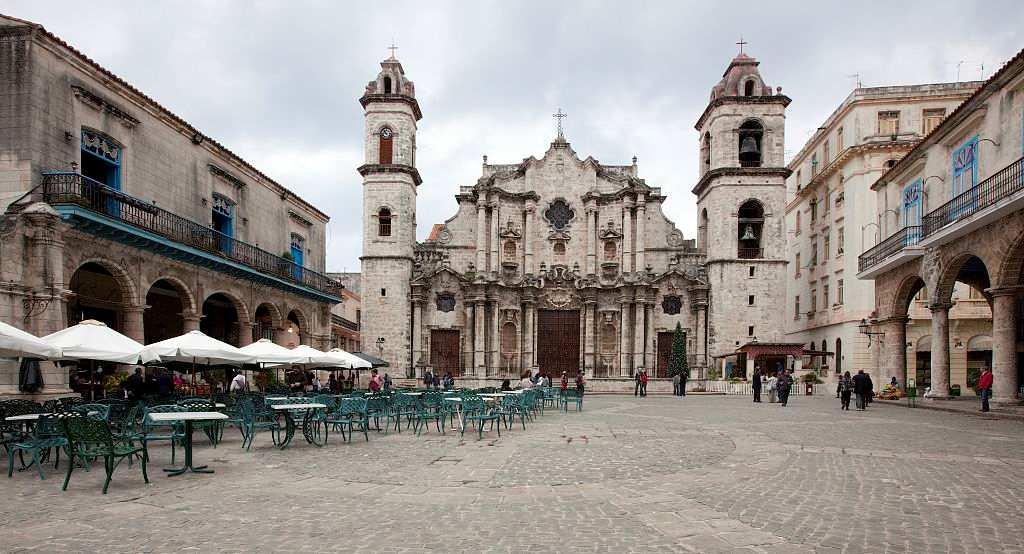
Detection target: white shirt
<box><xmin>230</xmin><ymin>373</ymin><xmax>247</xmax><ymax>392</ymax></box>
<box><xmin>520</xmin><ymin>377</ymin><xmax>534</xmax><ymax>389</ymax></box>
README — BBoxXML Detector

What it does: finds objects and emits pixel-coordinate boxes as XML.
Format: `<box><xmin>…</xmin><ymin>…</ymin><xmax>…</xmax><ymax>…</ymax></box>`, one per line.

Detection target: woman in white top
<box><xmin>520</xmin><ymin>372</ymin><xmax>534</xmax><ymax>389</ymax></box>
<box><xmin>767</xmin><ymin>373</ymin><xmax>778</xmax><ymax>403</ymax></box>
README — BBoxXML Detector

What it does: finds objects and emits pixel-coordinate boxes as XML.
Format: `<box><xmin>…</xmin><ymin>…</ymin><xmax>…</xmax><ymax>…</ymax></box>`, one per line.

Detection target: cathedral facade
<box><xmin>360</xmin><ymin>51</ymin><xmax>791</xmax><ymax>384</ymax></box>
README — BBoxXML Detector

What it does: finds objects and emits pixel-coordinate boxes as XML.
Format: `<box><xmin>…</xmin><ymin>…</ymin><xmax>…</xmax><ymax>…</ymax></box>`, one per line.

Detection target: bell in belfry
<box><xmin>739</xmin><ymin>135</ymin><xmax>760</xmax><ymax>163</ymax></box>
<box><xmin>741</xmin><ymin>224</ymin><xmax>757</xmax><ymax>241</ymax></box>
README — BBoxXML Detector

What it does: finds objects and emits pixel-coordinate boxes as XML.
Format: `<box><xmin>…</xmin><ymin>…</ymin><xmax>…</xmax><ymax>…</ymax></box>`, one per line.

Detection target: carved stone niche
<box><xmin>662</xmin><ymin>295</ymin><xmax>682</xmax><ymax>315</ymax></box>
<box><xmin>435</xmin><ymin>292</ymin><xmax>456</xmax><ymax>313</ymax></box>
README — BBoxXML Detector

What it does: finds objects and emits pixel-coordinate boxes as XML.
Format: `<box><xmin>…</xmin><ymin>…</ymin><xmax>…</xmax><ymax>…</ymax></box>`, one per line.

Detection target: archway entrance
<box><xmin>144</xmin><ymin>279</ymin><xmax>185</xmax><ymax>344</ymax></box>
<box><xmin>68</xmin><ymin>262</ymin><xmax>126</xmax><ymax>330</ymax></box>
<box><xmin>255</xmin><ymin>304</ymin><xmax>277</xmax><ymax>342</ymax></box>
<box><xmin>201</xmin><ymin>293</ymin><xmax>239</xmax><ymax>346</ymax></box>
<box><xmin>285</xmin><ymin>310</ymin><xmax>303</xmax><ymax>347</ymax></box>
<box><xmin>536</xmin><ymin>309</ymin><xmax>580</xmax><ymax>377</ymax></box>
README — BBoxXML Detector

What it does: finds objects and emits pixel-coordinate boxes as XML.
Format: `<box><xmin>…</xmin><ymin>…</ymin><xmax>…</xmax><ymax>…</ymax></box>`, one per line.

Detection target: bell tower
<box><xmin>358</xmin><ymin>50</ymin><xmax>422</xmax><ymax>374</ymax></box>
<box><xmin>693</xmin><ymin>47</ymin><xmax>792</xmax><ymax>366</ymax></box>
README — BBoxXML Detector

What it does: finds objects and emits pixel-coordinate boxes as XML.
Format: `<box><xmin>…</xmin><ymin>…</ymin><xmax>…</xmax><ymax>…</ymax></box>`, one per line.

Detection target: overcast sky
<box><xmin>7</xmin><ymin>1</ymin><xmax>1022</xmax><ymax>272</ymax></box>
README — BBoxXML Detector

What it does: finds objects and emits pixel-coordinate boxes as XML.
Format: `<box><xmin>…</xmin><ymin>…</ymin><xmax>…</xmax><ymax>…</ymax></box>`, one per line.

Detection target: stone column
<box><xmin>880</xmin><ymin>317</ymin><xmax>907</xmax><ymax>387</ymax></box>
<box><xmin>926</xmin><ymin>303</ymin><xmax>952</xmax><ymax>398</ymax></box>
<box><xmin>635</xmin><ymin>195</ymin><xmax>646</xmax><ymax>274</ymax></box>
<box><xmin>633</xmin><ymin>301</ymin><xmax>645</xmax><ymax>372</ymax></box>
<box><xmin>522</xmin><ymin>300</ymin><xmax>535</xmax><ymax>370</ymax></box>
<box><xmin>237</xmin><ymin>320</ymin><xmax>253</xmax><ymax>347</ymax></box>
<box><xmin>463</xmin><ymin>302</ymin><xmax>474</xmax><ymax>375</ymax></box>
<box><xmin>644</xmin><ymin>301</ymin><xmax>654</xmax><ymax>370</ymax></box>
<box><xmin>489</xmin><ymin>202</ymin><xmax>500</xmax><ymax>275</ymax></box>
<box><xmin>412</xmin><ymin>295</ymin><xmax>424</xmax><ymax>376</ymax></box>
<box><xmin>183</xmin><ymin>313</ymin><xmax>201</xmax><ymax>332</ymax></box>
<box><xmin>476</xmin><ymin>198</ymin><xmax>487</xmax><ymax>272</ymax></box>
<box><xmin>524</xmin><ymin>203</ymin><xmax>535</xmax><ymax>274</ymax></box>
<box><xmin>990</xmin><ymin>289</ymin><xmax>1019</xmax><ymax>404</ymax></box>
<box><xmin>490</xmin><ymin>299</ymin><xmax>501</xmax><ymax>375</ymax></box>
<box><xmin>585</xmin><ymin>205</ymin><xmax>596</xmax><ymax>275</ymax></box>
<box><xmin>123</xmin><ymin>307</ymin><xmax>145</xmax><ymax>346</ymax></box>
<box><xmin>474</xmin><ymin>301</ymin><xmax>486</xmax><ymax>376</ymax></box>
<box><xmin>622</xmin><ymin>202</ymin><xmax>633</xmax><ymax>273</ymax></box>
<box><xmin>584</xmin><ymin>299</ymin><xmax>596</xmax><ymax>378</ymax></box>
<box><xmin>619</xmin><ymin>301</ymin><xmax>631</xmax><ymax>376</ymax></box>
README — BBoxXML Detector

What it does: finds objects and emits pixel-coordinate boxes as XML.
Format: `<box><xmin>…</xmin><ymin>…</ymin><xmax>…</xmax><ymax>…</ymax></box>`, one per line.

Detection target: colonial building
<box><xmin>0</xmin><ymin>15</ymin><xmax>340</xmax><ymax>397</ymax></box>
<box><xmin>328</xmin><ymin>272</ymin><xmax>361</xmax><ymax>353</ymax></box>
<box><xmin>359</xmin><ymin>50</ymin><xmax>793</xmax><ymax>385</ymax></box>
<box><xmin>783</xmin><ymin>83</ymin><xmax>980</xmax><ymax>382</ymax></box>
<box><xmin>859</xmin><ymin>47</ymin><xmax>1024</xmax><ymax>403</ymax></box>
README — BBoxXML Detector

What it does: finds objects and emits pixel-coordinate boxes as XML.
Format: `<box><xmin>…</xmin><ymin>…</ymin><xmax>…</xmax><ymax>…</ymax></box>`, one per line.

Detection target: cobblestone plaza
<box><xmin>4</xmin><ymin>395</ymin><xmax>1023</xmax><ymax>553</ymax></box>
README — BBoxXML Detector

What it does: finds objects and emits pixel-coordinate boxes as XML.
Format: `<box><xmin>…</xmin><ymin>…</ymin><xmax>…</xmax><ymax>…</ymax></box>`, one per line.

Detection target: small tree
<box><xmin>667</xmin><ymin>322</ymin><xmax>689</xmax><ymax>379</ymax></box>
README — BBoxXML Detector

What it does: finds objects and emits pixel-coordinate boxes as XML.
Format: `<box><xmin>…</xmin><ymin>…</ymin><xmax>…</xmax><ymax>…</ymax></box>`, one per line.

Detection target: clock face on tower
<box><xmin>379</xmin><ymin>128</ymin><xmax>393</xmax><ymax>139</ymax></box>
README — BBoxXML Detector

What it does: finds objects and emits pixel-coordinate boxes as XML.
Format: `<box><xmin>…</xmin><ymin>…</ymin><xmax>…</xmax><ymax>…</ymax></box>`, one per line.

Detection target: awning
<box><xmin>735</xmin><ymin>342</ymin><xmax>808</xmax><ymax>359</ymax></box>
<box><xmin>351</xmin><ymin>352</ymin><xmax>389</xmax><ymax>368</ymax></box>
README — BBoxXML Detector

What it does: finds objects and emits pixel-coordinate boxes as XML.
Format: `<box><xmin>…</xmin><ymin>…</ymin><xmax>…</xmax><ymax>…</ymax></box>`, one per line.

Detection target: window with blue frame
<box><xmin>212</xmin><ymin>194</ymin><xmax>234</xmax><ymax>254</ymax></box>
<box><xmin>950</xmin><ymin>135</ymin><xmax>978</xmax><ymax>218</ymax></box>
<box><xmin>80</xmin><ymin>129</ymin><xmax>121</xmax><ymax>190</ymax></box>
<box><xmin>290</xmin><ymin>233</ymin><xmax>305</xmax><ymax>280</ymax></box>
<box><xmin>902</xmin><ymin>178</ymin><xmax>923</xmax><ymax>245</ymax></box>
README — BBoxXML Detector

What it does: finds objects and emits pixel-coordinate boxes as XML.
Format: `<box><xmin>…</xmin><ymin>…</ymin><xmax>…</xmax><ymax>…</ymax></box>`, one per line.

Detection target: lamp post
<box><xmin>858</xmin><ymin>318</ymin><xmax>885</xmax><ymax>347</ymax></box>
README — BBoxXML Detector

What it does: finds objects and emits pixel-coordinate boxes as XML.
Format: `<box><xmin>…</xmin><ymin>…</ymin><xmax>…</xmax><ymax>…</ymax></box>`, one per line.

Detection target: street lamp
<box><xmin>858</xmin><ymin>318</ymin><xmax>885</xmax><ymax>347</ymax></box>
<box><xmin>861</xmin><ymin>222</ymin><xmax>880</xmax><ymax>252</ymax></box>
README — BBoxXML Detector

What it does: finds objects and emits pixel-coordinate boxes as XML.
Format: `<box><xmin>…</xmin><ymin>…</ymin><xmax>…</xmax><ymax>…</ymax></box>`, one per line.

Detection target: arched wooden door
<box><xmin>536</xmin><ymin>309</ymin><xmax>580</xmax><ymax>376</ymax></box>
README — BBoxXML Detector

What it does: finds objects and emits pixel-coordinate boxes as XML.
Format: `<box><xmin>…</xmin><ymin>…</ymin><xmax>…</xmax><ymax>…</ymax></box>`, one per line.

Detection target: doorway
<box><xmin>536</xmin><ymin>309</ymin><xmax>580</xmax><ymax>377</ymax></box>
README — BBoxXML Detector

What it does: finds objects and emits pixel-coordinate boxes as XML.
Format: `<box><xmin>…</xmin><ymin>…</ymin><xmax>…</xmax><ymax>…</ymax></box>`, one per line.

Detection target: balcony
<box><xmin>920</xmin><ymin>156</ymin><xmax>1024</xmax><ymax>247</ymax></box>
<box><xmin>738</xmin><ymin>248</ymin><xmax>763</xmax><ymax>259</ymax></box>
<box><xmin>856</xmin><ymin>225</ymin><xmax>922</xmax><ymax>279</ymax></box>
<box><xmin>40</xmin><ymin>172</ymin><xmax>342</xmax><ymax>302</ymax></box>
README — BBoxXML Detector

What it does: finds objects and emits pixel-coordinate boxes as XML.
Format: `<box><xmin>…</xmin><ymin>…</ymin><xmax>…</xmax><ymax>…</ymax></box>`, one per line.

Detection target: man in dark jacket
<box><xmin>777</xmin><ymin>370</ymin><xmax>792</xmax><ymax>407</ymax></box>
<box><xmin>124</xmin><ymin>367</ymin><xmax>144</xmax><ymax>400</ymax></box>
<box><xmin>853</xmin><ymin>370</ymin><xmax>869</xmax><ymax>410</ymax></box>
<box><xmin>751</xmin><ymin>369</ymin><xmax>762</xmax><ymax>403</ymax></box>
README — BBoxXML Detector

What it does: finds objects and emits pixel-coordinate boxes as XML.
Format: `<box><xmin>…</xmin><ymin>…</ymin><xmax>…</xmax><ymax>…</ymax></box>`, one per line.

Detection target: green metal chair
<box><xmin>6</xmin><ymin>414</ymin><xmax>68</xmax><ymax>480</ymax></box>
<box><xmin>385</xmin><ymin>394</ymin><xmax>416</xmax><ymax>434</ymax></box>
<box><xmin>141</xmin><ymin>405</ymin><xmax>186</xmax><ymax>464</ymax></box>
<box><xmin>70</xmin><ymin>403</ymin><xmax>112</xmax><ymax>421</ymax></box>
<box><xmin>62</xmin><ymin>415</ymin><xmax>149</xmax><ymax>494</ymax></box>
<box><xmin>237</xmin><ymin>398</ymin><xmax>279</xmax><ymax>451</ymax></box>
<box><xmin>498</xmin><ymin>394</ymin><xmax>528</xmax><ymax>431</ymax></box>
<box><xmin>460</xmin><ymin>396</ymin><xmax>501</xmax><ymax>441</ymax></box>
<box><xmin>177</xmin><ymin>399</ymin><xmax>221</xmax><ymax>447</ymax></box>
<box><xmin>559</xmin><ymin>389</ymin><xmax>583</xmax><ymax>412</ymax></box>
<box><xmin>0</xmin><ymin>400</ymin><xmax>44</xmax><ymax>454</ymax></box>
<box><xmin>326</xmin><ymin>397</ymin><xmax>370</xmax><ymax>442</ymax></box>
<box><xmin>411</xmin><ymin>391</ymin><xmax>446</xmax><ymax>436</ymax></box>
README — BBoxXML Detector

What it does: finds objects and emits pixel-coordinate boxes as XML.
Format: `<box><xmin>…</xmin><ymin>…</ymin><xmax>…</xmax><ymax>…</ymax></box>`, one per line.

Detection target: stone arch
<box><xmin>891</xmin><ymin>274</ymin><xmax>928</xmax><ymax>318</ymax></box>
<box><xmin>933</xmin><ymin>253</ymin><xmax>991</xmax><ymax>306</ymax></box>
<box><xmin>286</xmin><ymin>306</ymin><xmax>310</xmax><ymax>333</ymax></box>
<box><xmin>254</xmin><ymin>302</ymin><xmax>283</xmax><ymax>329</ymax></box>
<box><xmin>996</xmin><ymin>228</ymin><xmax>1024</xmax><ymax>289</ymax></box>
<box><xmin>70</xmin><ymin>257</ymin><xmax>139</xmax><ymax>307</ymax></box>
<box><xmin>145</xmin><ymin>275</ymin><xmax>196</xmax><ymax>315</ymax></box>
<box><xmin>202</xmin><ymin>290</ymin><xmax>250</xmax><ymax>324</ymax></box>
<box><xmin>916</xmin><ymin>334</ymin><xmax>932</xmax><ymax>352</ymax></box>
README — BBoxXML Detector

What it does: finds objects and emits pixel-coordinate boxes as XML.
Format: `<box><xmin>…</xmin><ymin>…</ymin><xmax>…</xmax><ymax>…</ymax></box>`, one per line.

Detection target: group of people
<box><xmin>420</xmin><ymin>369</ymin><xmax>455</xmax><ymax>391</ymax></box>
<box><xmin>122</xmin><ymin>367</ymin><xmax>184</xmax><ymax>399</ymax></box>
<box><xmin>836</xmin><ymin>370</ymin><xmax>875</xmax><ymax>410</ymax></box>
<box><xmin>634</xmin><ymin>369</ymin><xmax>649</xmax><ymax>397</ymax></box>
<box><xmin>751</xmin><ymin>368</ymin><xmax>794</xmax><ymax>407</ymax></box>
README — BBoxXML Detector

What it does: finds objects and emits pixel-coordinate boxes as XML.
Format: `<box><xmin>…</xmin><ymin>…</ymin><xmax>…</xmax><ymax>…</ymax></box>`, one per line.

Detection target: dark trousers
<box><xmin>673</xmin><ymin>382</ymin><xmax>681</xmax><ymax>395</ymax></box>
<box><xmin>680</xmin><ymin>381</ymin><xmax>686</xmax><ymax>396</ymax></box>
<box><xmin>981</xmin><ymin>388</ymin><xmax>991</xmax><ymax>412</ymax></box>
<box><xmin>840</xmin><ymin>391</ymin><xmax>851</xmax><ymax>410</ymax></box>
<box><xmin>753</xmin><ymin>388</ymin><xmax>761</xmax><ymax>402</ymax></box>
<box><xmin>640</xmin><ymin>383</ymin><xmax>647</xmax><ymax>397</ymax></box>
<box><xmin>634</xmin><ymin>382</ymin><xmax>641</xmax><ymax>396</ymax></box>
<box><xmin>779</xmin><ymin>387</ymin><xmax>790</xmax><ymax>406</ymax></box>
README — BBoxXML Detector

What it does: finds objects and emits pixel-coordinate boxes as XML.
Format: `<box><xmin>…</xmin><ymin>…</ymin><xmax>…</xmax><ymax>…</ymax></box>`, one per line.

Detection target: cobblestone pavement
<box><xmin>3</xmin><ymin>394</ymin><xmax>1024</xmax><ymax>553</ymax></box>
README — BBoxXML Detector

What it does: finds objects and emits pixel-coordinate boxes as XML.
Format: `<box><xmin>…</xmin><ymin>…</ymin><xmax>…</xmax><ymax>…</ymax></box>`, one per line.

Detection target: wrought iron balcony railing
<box><xmin>857</xmin><ymin>225</ymin><xmax>920</xmax><ymax>273</ymax></box>
<box><xmin>40</xmin><ymin>172</ymin><xmax>342</xmax><ymax>298</ymax></box>
<box><xmin>922</xmin><ymin>156</ymin><xmax>1024</xmax><ymax>238</ymax></box>
<box><xmin>737</xmin><ymin>248</ymin><xmax>763</xmax><ymax>259</ymax></box>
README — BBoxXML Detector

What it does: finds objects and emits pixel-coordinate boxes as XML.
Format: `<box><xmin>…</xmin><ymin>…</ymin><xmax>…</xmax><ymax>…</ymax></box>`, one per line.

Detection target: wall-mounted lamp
<box><xmin>954</xmin><ymin>339</ymin><xmax>964</xmax><ymax>349</ymax></box>
<box><xmin>64</xmin><ymin>130</ymin><xmax>74</xmax><ymax>142</ymax></box>
<box><xmin>376</xmin><ymin>336</ymin><xmax>385</xmax><ymax>355</ymax></box>
<box><xmin>978</xmin><ymin>138</ymin><xmax>1000</xmax><ymax>147</ymax></box>
<box><xmin>191</xmin><ymin>132</ymin><xmax>204</xmax><ymax>145</ymax></box>
<box><xmin>858</xmin><ymin>318</ymin><xmax>885</xmax><ymax>347</ymax></box>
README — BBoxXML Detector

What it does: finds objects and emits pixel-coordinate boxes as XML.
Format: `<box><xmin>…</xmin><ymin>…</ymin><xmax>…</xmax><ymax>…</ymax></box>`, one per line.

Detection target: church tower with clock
<box><xmin>693</xmin><ymin>47</ymin><xmax>791</xmax><ymax>363</ymax></box>
<box><xmin>358</xmin><ymin>51</ymin><xmax>421</xmax><ymax>372</ymax></box>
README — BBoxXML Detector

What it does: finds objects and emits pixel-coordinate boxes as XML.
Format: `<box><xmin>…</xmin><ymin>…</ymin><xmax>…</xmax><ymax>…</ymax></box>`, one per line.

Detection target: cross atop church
<box><xmin>553</xmin><ymin>108</ymin><xmax>567</xmax><ymax>139</ymax></box>
<box><xmin>736</xmin><ymin>36</ymin><xmax>748</xmax><ymax>54</ymax></box>
<box><xmin>387</xmin><ymin>41</ymin><xmax>398</xmax><ymax>59</ymax></box>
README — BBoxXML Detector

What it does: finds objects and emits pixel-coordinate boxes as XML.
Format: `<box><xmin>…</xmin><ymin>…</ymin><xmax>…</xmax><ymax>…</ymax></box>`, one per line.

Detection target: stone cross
<box><xmin>388</xmin><ymin>41</ymin><xmax>398</xmax><ymax>59</ymax></box>
<box><xmin>736</xmin><ymin>36</ymin><xmax>747</xmax><ymax>54</ymax></box>
<box><xmin>553</xmin><ymin>108</ymin><xmax>567</xmax><ymax>139</ymax></box>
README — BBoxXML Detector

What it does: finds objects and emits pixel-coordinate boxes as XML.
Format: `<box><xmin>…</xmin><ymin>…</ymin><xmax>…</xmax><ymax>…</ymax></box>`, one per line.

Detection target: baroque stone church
<box><xmin>359</xmin><ymin>50</ymin><xmax>791</xmax><ymax>385</ymax></box>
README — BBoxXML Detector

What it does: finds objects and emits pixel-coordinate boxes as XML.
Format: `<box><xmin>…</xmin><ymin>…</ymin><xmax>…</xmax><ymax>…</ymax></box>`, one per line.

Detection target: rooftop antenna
<box><xmin>848</xmin><ymin>73</ymin><xmax>862</xmax><ymax>89</ymax></box>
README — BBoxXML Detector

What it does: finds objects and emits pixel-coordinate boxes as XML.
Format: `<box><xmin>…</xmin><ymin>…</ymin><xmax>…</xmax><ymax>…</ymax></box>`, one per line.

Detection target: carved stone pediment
<box><xmin>598</xmin><ymin>219</ymin><xmax>622</xmax><ymax>240</ymax></box>
<box><xmin>498</xmin><ymin>219</ymin><xmax>522</xmax><ymax>239</ymax></box>
<box><xmin>541</xmin><ymin>288</ymin><xmax>580</xmax><ymax>310</ymax></box>
<box><xmin>537</xmin><ymin>264</ymin><xmax>581</xmax><ymax>289</ymax></box>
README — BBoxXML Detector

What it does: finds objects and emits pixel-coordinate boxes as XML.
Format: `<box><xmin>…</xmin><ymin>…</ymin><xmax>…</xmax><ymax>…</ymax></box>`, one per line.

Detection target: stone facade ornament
<box><xmin>666</xmin><ymin>229</ymin><xmax>685</xmax><ymax>247</ymax></box>
<box><xmin>435</xmin><ymin>292</ymin><xmax>456</xmax><ymax>312</ymax></box>
<box><xmin>662</xmin><ymin>295</ymin><xmax>682</xmax><ymax>315</ymax></box>
<box><xmin>543</xmin><ymin>198</ymin><xmax>575</xmax><ymax>231</ymax></box>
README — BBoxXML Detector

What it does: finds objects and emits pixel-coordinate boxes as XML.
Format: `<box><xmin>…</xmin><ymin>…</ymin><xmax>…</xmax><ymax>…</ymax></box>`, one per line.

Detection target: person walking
<box><xmin>443</xmin><ymin>371</ymin><xmax>455</xmax><ymax>390</ymax></box>
<box><xmin>777</xmin><ymin>370</ymin><xmax>792</xmax><ymax>407</ymax></box>
<box><xmin>639</xmin><ymin>369</ymin><xmax>649</xmax><ymax>398</ymax></box>
<box><xmin>864</xmin><ymin>371</ymin><xmax>874</xmax><ymax>407</ymax></box>
<box><xmin>751</xmin><ymin>368</ymin><xmax>762</xmax><ymax>403</ymax></box>
<box><xmin>575</xmin><ymin>372</ymin><xmax>586</xmax><ymax>395</ymax></box>
<box><xmin>672</xmin><ymin>372</ymin><xmax>682</xmax><ymax>397</ymax></box>
<box><xmin>977</xmin><ymin>367</ymin><xmax>993</xmax><ymax>412</ymax></box>
<box><xmin>853</xmin><ymin>370</ymin><xmax>867</xmax><ymax>410</ymax></box>
<box><xmin>767</xmin><ymin>372</ymin><xmax>778</xmax><ymax>403</ymax></box>
<box><xmin>680</xmin><ymin>368</ymin><xmax>687</xmax><ymax>396</ymax></box>
<box><xmin>634</xmin><ymin>371</ymin><xmax>642</xmax><ymax>397</ymax></box>
<box><xmin>560</xmin><ymin>371</ymin><xmax>569</xmax><ymax>392</ymax></box>
<box><xmin>838</xmin><ymin>371</ymin><xmax>853</xmax><ymax>410</ymax></box>
<box><xmin>229</xmin><ymin>370</ymin><xmax>247</xmax><ymax>393</ymax></box>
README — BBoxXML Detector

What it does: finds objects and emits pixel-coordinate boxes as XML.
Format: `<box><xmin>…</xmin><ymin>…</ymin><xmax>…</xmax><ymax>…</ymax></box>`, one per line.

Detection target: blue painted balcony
<box><xmin>39</xmin><ymin>172</ymin><xmax>341</xmax><ymax>302</ymax></box>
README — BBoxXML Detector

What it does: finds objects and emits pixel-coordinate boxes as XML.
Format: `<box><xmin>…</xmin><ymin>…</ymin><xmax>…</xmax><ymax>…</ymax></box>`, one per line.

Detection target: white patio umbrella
<box><xmin>326</xmin><ymin>348</ymin><xmax>372</xmax><ymax>369</ymax></box>
<box><xmin>0</xmin><ymin>319</ymin><xmax>62</xmax><ymax>359</ymax></box>
<box><xmin>238</xmin><ymin>339</ymin><xmax>307</xmax><ymax>390</ymax></box>
<box><xmin>141</xmin><ymin>330</ymin><xmax>255</xmax><ymax>393</ymax></box>
<box><xmin>43</xmin><ymin>319</ymin><xmax>158</xmax><ymax>400</ymax></box>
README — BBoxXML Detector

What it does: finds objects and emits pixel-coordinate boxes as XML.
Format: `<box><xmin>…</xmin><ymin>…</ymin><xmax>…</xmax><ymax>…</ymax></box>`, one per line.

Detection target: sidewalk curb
<box><xmin>873</xmin><ymin>398</ymin><xmax>1024</xmax><ymax>422</ymax></box>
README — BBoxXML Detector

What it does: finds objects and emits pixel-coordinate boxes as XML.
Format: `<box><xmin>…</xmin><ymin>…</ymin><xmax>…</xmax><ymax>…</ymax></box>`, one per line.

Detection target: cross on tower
<box><xmin>552</xmin><ymin>108</ymin><xmax>567</xmax><ymax>139</ymax></box>
<box><xmin>387</xmin><ymin>41</ymin><xmax>398</xmax><ymax>59</ymax></box>
<box><xmin>736</xmin><ymin>36</ymin><xmax>748</xmax><ymax>54</ymax></box>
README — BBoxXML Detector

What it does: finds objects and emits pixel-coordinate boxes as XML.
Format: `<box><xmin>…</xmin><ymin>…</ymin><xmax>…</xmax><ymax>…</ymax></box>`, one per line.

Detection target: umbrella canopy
<box><xmin>351</xmin><ymin>351</ymin><xmax>389</xmax><ymax>368</ymax></box>
<box><xmin>286</xmin><ymin>344</ymin><xmax>336</xmax><ymax>368</ymax></box>
<box><xmin>327</xmin><ymin>348</ymin><xmax>372</xmax><ymax>369</ymax></box>
<box><xmin>239</xmin><ymin>339</ymin><xmax>307</xmax><ymax>365</ymax></box>
<box><xmin>0</xmin><ymin>320</ymin><xmax>62</xmax><ymax>359</ymax></box>
<box><xmin>141</xmin><ymin>330</ymin><xmax>254</xmax><ymax>366</ymax></box>
<box><xmin>44</xmin><ymin>319</ymin><xmax>157</xmax><ymax>364</ymax></box>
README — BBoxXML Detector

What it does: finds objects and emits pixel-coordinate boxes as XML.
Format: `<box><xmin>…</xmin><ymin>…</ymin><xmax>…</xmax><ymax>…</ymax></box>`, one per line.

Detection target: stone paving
<box><xmin>2</xmin><ymin>394</ymin><xmax>1024</xmax><ymax>553</ymax></box>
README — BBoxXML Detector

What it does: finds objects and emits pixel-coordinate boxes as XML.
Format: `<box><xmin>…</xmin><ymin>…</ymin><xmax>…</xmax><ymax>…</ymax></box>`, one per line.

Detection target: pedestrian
<box><xmin>157</xmin><ymin>369</ymin><xmax>172</xmax><ymax>396</ymax></box>
<box><xmin>423</xmin><ymin>368</ymin><xmax>434</xmax><ymax>390</ymax></box>
<box><xmin>369</xmin><ymin>369</ymin><xmax>382</xmax><ymax>392</ymax></box>
<box><xmin>500</xmin><ymin>378</ymin><xmax>512</xmax><ymax>391</ymax></box>
<box><xmin>634</xmin><ymin>370</ymin><xmax>642</xmax><ymax>397</ymax></box>
<box><xmin>575</xmin><ymin>372</ymin><xmax>586</xmax><ymax>394</ymax></box>
<box><xmin>443</xmin><ymin>371</ymin><xmax>455</xmax><ymax>390</ymax></box>
<box><xmin>230</xmin><ymin>370</ymin><xmax>247</xmax><ymax>393</ymax></box>
<box><xmin>777</xmin><ymin>370</ymin><xmax>792</xmax><ymax>407</ymax></box>
<box><xmin>519</xmin><ymin>371</ymin><xmax>534</xmax><ymax>389</ymax></box>
<box><xmin>328</xmin><ymin>373</ymin><xmax>338</xmax><ymax>393</ymax></box>
<box><xmin>751</xmin><ymin>368</ymin><xmax>762</xmax><ymax>403</ymax></box>
<box><xmin>767</xmin><ymin>372</ymin><xmax>778</xmax><ymax>403</ymax></box>
<box><xmin>672</xmin><ymin>372</ymin><xmax>682</xmax><ymax>396</ymax></box>
<box><xmin>977</xmin><ymin>367</ymin><xmax>993</xmax><ymax>412</ymax></box>
<box><xmin>561</xmin><ymin>371</ymin><xmax>569</xmax><ymax>391</ymax></box>
<box><xmin>639</xmin><ymin>369</ymin><xmax>648</xmax><ymax>397</ymax></box>
<box><xmin>864</xmin><ymin>371</ymin><xmax>874</xmax><ymax>406</ymax></box>
<box><xmin>124</xmin><ymin>367</ymin><xmax>144</xmax><ymax>400</ymax></box>
<box><xmin>853</xmin><ymin>370</ymin><xmax>868</xmax><ymax>410</ymax></box>
<box><xmin>838</xmin><ymin>371</ymin><xmax>853</xmax><ymax>410</ymax></box>
<box><xmin>383</xmin><ymin>372</ymin><xmax>392</xmax><ymax>392</ymax></box>
<box><xmin>680</xmin><ymin>368</ymin><xmax>687</xmax><ymax>396</ymax></box>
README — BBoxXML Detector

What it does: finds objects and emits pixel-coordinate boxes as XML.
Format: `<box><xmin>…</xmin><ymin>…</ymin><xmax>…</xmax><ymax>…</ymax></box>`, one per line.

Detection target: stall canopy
<box><xmin>141</xmin><ymin>330</ymin><xmax>253</xmax><ymax>365</ymax></box>
<box><xmin>44</xmin><ymin>320</ymin><xmax>157</xmax><ymax>364</ymax></box>
<box><xmin>0</xmin><ymin>320</ymin><xmax>62</xmax><ymax>359</ymax></box>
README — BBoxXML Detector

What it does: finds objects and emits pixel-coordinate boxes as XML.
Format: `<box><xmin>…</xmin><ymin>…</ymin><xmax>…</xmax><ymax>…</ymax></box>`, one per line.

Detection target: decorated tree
<box><xmin>668</xmin><ymin>322</ymin><xmax>689</xmax><ymax>379</ymax></box>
